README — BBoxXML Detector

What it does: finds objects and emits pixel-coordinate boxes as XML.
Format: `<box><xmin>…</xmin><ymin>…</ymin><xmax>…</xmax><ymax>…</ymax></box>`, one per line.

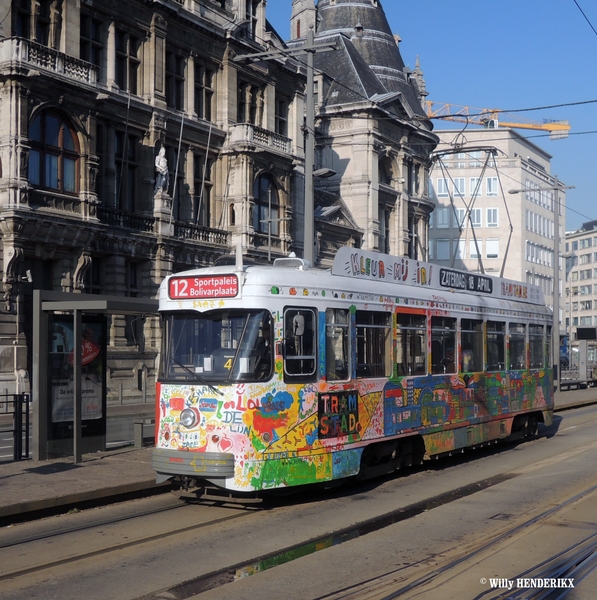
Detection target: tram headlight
<box><xmin>180</xmin><ymin>408</ymin><xmax>199</xmax><ymax>429</ymax></box>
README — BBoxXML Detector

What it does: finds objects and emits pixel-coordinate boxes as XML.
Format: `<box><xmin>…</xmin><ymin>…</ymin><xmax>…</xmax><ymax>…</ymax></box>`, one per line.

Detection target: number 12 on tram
<box><xmin>152</xmin><ymin>247</ymin><xmax>554</xmax><ymax>493</ymax></box>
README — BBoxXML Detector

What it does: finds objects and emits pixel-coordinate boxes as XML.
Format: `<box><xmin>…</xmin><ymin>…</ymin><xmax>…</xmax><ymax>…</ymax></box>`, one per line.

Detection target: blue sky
<box><xmin>267</xmin><ymin>0</ymin><xmax>597</xmax><ymax>232</ymax></box>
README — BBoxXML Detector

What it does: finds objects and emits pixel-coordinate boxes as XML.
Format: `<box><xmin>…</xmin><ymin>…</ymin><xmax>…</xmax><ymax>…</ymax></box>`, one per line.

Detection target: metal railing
<box><xmin>173</xmin><ymin>221</ymin><xmax>229</xmax><ymax>245</ymax></box>
<box><xmin>0</xmin><ymin>393</ymin><xmax>30</xmax><ymax>461</ymax></box>
<box><xmin>98</xmin><ymin>206</ymin><xmax>157</xmax><ymax>232</ymax></box>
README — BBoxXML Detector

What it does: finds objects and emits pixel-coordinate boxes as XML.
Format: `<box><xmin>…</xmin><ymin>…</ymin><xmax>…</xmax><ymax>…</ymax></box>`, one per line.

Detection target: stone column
<box><xmin>106</xmin><ymin>21</ymin><xmax>117</xmax><ymax>90</ymax></box>
<box><xmin>187</xmin><ymin>53</ymin><xmax>196</xmax><ymax>118</ymax></box>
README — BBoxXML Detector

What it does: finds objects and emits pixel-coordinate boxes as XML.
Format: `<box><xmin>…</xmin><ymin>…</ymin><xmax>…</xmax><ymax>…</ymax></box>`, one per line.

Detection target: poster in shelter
<box><xmin>49</xmin><ymin>317</ymin><xmax>105</xmax><ymax>424</ymax></box>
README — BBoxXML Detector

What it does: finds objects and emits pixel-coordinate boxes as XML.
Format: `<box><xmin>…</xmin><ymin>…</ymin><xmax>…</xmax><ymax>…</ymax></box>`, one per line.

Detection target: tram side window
<box><xmin>486</xmin><ymin>321</ymin><xmax>505</xmax><ymax>371</ymax></box>
<box><xmin>396</xmin><ymin>313</ymin><xmax>426</xmax><ymax>376</ymax></box>
<box><xmin>431</xmin><ymin>316</ymin><xmax>456</xmax><ymax>374</ymax></box>
<box><xmin>356</xmin><ymin>311</ymin><xmax>391</xmax><ymax>378</ymax></box>
<box><xmin>283</xmin><ymin>308</ymin><xmax>316</xmax><ymax>380</ymax></box>
<box><xmin>326</xmin><ymin>308</ymin><xmax>349</xmax><ymax>381</ymax></box>
<box><xmin>461</xmin><ymin>319</ymin><xmax>483</xmax><ymax>372</ymax></box>
<box><xmin>509</xmin><ymin>323</ymin><xmax>527</xmax><ymax>370</ymax></box>
<box><xmin>529</xmin><ymin>325</ymin><xmax>544</xmax><ymax>369</ymax></box>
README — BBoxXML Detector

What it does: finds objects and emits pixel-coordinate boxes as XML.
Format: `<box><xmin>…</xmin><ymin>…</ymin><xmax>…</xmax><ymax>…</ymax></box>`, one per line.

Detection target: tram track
<box><xmin>0</xmin><ymin>463</ymin><xmax>525</xmax><ymax>594</ymax></box>
<box><xmin>0</xmin><ymin>499</ymin><xmax>256</xmax><ymax>584</ymax></box>
<box><xmin>473</xmin><ymin>533</ymin><xmax>597</xmax><ymax>599</ymax></box>
<box><xmin>0</xmin><ymin>498</ymin><xmax>187</xmax><ymax>550</ymax></box>
<box><xmin>144</xmin><ymin>417</ymin><xmax>597</xmax><ymax>600</ymax></box>
<box><xmin>3</xmin><ymin>408</ymin><xmax>596</xmax><ymax>600</ymax></box>
<box><xmin>314</xmin><ymin>480</ymin><xmax>597</xmax><ymax>600</ymax></box>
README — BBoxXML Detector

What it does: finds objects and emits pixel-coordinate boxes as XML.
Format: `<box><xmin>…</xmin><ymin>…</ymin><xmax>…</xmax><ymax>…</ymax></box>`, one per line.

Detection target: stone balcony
<box><xmin>173</xmin><ymin>221</ymin><xmax>229</xmax><ymax>246</ymax></box>
<box><xmin>227</xmin><ymin>123</ymin><xmax>292</xmax><ymax>155</ymax></box>
<box><xmin>98</xmin><ymin>207</ymin><xmax>156</xmax><ymax>233</ymax></box>
<box><xmin>0</xmin><ymin>38</ymin><xmax>98</xmax><ymax>85</ymax></box>
<box><xmin>99</xmin><ymin>207</ymin><xmax>229</xmax><ymax>247</ymax></box>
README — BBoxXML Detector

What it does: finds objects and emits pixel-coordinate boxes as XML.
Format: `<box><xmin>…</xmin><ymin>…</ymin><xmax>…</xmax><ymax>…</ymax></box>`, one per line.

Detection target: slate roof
<box><xmin>300</xmin><ymin>0</ymin><xmax>428</xmax><ymax>121</ymax></box>
<box><xmin>314</xmin><ymin>189</ymin><xmax>362</xmax><ymax>232</ymax></box>
<box><xmin>317</xmin><ymin>0</ymin><xmax>405</xmax><ymax>72</ymax></box>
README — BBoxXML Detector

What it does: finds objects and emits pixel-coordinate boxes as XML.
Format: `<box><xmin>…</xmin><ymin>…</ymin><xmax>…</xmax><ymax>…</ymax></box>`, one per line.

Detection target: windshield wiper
<box><xmin>170</xmin><ymin>357</ymin><xmax>223</xmax><ymax>396</ymax></box>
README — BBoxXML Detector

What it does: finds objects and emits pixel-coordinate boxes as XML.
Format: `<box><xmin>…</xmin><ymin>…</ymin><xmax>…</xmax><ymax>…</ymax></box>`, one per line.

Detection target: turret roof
<box><xmin>300</xmin><ymin>0</ymin><xmax>428</xmax><ymax>119</ymax></box>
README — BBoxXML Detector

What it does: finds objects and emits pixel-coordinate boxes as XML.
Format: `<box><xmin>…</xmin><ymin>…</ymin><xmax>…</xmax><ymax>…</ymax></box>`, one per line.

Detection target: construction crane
<box><xmin>423</xmin><ymin>101</ymin><xmax>570</xmax><ymax>139</ymax></box>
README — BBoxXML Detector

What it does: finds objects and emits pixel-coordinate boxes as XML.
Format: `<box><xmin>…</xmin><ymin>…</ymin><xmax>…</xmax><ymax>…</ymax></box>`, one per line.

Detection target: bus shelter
<box><xmin>32</xmin><ymin>291</ymin><xmax>159</xmax><ymax>462</ymax></box>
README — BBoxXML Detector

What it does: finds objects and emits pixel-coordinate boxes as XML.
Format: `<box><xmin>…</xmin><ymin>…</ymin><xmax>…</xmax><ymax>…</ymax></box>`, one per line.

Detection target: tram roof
<box><xmin>161</xmin><ymin>248</ymin><xmax>548</xmax><ymax>312</ymax></box>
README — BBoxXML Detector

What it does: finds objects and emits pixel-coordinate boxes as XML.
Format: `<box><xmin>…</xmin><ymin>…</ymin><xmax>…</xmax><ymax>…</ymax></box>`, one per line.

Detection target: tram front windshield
<box><xmin>161</xmin><ymin>309</ymin><xmax>273</xmax><ymax>383</ymax></box>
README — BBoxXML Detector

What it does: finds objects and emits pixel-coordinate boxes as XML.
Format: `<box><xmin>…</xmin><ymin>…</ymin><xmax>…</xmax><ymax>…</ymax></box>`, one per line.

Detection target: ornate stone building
<box><xmin>0</xmin><ymin>0</ymin><xmax>306</xmax><ymax>397</ymax></box>
<box><xmin>289</xmin><ymin>0</ymin><xmax>438</xmax><ymax>264</ymax></box>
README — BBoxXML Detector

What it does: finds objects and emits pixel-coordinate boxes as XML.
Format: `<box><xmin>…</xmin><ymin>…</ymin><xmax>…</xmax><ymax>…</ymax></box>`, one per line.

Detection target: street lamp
<box><xmin>509</xmin><ymin>177</ymin><xmax>574</xmax><ymax>391</ymax></box>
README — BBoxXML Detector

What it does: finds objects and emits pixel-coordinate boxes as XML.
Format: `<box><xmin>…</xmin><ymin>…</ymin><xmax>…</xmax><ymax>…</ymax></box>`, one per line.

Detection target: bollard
<box><xmin>14</xmin><ymin>395</ymin><xmax>22</xmax><ymax>461</ymax></box>
<box><xmin>134</xmin><ymin>420</ymin><xmax>144</xmax><ymax>448</ymax></box>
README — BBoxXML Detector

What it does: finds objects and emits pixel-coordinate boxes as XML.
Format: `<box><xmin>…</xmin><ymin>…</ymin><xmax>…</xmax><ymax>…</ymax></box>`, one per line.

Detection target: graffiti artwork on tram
<box><xmin>383</xmin><ymin>370</ymin><xmax>550</xmax><ymax>446</ymax></box>
<box><xmin>318</xmin><ymin>391</ymin><xmax>359</xmax><ymax>438</ymax></box>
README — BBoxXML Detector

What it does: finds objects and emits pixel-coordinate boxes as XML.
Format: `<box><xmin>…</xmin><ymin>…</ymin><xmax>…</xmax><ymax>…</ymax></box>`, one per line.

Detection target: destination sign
<box><xmin>169</xmin><ymin>275</ymin><xmax>239</xmax><ymax>299</ymax></box>
<box><xmin>439</xmin><ymin>269</ymin><xmax>493</xmax><ymax>294</ymax></box>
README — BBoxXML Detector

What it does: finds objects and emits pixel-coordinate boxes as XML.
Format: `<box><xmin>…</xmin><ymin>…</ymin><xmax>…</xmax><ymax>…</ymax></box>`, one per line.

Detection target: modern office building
<box><xmin>565</xmin><ymin>221</ymin><xmax>597</xmax><ymax>342</ymax></box>
<box><xmin>428</xmin><ymin>127</ymin><xmax>567</xmax><ymax>323</ymax></box>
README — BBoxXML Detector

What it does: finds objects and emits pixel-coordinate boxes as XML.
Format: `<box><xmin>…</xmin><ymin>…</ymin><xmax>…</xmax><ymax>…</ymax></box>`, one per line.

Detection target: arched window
<box><xmin>28</xmin><ymin>111</ymin><xmax>79</xmax><ymax>194</ymax></box>
<box><xmin>252</xmin><ymin>174</ymin><xmax>279</xmax><ymax>235</ymax></box>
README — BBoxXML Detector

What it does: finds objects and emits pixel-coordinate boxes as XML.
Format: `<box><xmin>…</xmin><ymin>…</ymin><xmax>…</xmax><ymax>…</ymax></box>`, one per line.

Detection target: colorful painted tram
<box><xmin>152</xmin><ymin>247</ymin><xmax>554</xmax><ymax>492</ymax></box>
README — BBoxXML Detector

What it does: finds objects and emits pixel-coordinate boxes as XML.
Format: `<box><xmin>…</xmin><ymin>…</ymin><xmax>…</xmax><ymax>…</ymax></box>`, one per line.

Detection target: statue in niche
<box><xmin>154</xmin><ymin>147</ymin><xmax>169</xmax><ymax>194</ymax></box>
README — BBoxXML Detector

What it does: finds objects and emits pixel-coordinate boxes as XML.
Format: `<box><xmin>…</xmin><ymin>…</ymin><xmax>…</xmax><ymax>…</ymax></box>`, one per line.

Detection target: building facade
<box><xmin>0</xmin><ymin>0</ymin><xmax>306</xmax><ymax>397</ymax></box>
<box><xmin>428</xmin><ymin>128</ymin><xmax>566</xmax><ymax>324</ymax></box>
<box><xmin>289</xmin><ymin>0</ymin><xmax>438</xmax><ymax>264</ymax></box>
<box><xmin>565</xmin><ymin>221</ymin><xmax>597</xmax><ymax>343</ymax></box>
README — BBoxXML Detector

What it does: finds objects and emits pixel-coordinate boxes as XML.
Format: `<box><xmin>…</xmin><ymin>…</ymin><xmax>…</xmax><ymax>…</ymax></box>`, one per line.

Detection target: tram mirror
<box><xmin>293</xmin><ymin>315</ymin><xmax>305</xmax><ymax>336</ymax></box>
<box><xmin>276</xmin><ymin>341</ymin><xmax>284</xmax><ymax>357</ymax></box>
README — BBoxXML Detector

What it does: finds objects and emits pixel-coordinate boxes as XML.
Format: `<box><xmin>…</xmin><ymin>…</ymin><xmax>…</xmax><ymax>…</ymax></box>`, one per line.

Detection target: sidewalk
<box><xmin>0</xmin><ymin>390</ymin><xmax>596</xmax><ymax>523</ymax></box>
<box><xmin>0</xmin><ymin>402</ymin><xmax>161</xmax><ymax>522</ymax></box>
<box><xmin>0</xmin><ymin>446</ymin><xmax>165</xmax><ymax>521</ymax></box>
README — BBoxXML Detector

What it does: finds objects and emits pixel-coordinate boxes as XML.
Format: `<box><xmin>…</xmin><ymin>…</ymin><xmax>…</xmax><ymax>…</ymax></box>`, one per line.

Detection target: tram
<box><xmin>152</xmin><ymin>247</ymin><xmax>554</xmax><ymax>493</ymax></box>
